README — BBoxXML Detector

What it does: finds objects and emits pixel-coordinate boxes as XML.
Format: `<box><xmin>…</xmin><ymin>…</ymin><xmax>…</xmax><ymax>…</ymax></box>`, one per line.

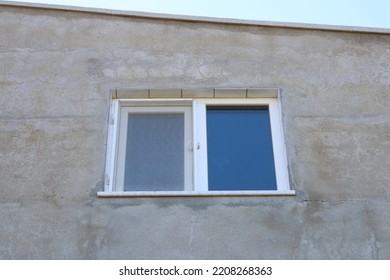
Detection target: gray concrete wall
<box><xmin>0</xmin><ymin>4</ymin><xmax>389</xmax><ymax>259</ymax></box>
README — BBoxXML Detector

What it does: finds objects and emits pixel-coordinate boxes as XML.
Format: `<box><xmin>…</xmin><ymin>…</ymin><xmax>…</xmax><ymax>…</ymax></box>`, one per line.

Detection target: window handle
<box><xmin>191</xmin><ymin>142</ymin><xmax>200</xmax><ymax>150</ymax></box>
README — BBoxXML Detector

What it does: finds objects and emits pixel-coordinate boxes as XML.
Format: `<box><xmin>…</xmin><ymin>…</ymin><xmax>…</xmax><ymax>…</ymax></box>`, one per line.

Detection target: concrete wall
<box><xmin>1</xmin><ymin>4</ymin><xmax>389</xmax><ymax>259</ymax></box>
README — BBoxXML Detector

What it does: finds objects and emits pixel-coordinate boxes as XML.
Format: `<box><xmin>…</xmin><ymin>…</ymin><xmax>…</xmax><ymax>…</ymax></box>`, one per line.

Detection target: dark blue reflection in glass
<box><xmin>206</xmin><ymin>106</ymin><xmax>277</xmax><ymax>190</ymax></box>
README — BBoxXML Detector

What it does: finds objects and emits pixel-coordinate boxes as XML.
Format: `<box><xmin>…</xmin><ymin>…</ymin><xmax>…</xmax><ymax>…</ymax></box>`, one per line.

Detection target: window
<box><xmin>99</xmin><ymin>88</ymin><xmax>293</xmax><ymax>196</ymax></box>
<box><xmin>117</xmin><ymin>106</ymin><xmax>193</xmax><ymax>192</ymax></box>
<box><xmin>206</xmin><ymin>106</ymin><xmax>276</xmax><ymax>191</ymax></box>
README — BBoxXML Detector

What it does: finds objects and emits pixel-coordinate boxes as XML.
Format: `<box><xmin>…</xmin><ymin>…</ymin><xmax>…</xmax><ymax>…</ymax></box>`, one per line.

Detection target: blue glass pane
<box><xmin>206</xmin><ymin>106</ymin><xmax>277</xmax><ymax>190</ymax></box>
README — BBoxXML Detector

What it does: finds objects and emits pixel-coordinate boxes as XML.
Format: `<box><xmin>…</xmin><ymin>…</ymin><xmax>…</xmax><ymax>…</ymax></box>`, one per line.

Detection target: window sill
<box><xmin>97</xmin><ymin>190</ymin><xmax>296</xmax><ymax>197</ymax></box>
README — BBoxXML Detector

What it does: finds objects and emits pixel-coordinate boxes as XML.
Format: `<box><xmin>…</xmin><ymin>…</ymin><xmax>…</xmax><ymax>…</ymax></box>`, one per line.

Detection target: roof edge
<box><xmin>2</xmin><ymin>1</ymin><xmax>390</xmax><ymax>35</ymax></box>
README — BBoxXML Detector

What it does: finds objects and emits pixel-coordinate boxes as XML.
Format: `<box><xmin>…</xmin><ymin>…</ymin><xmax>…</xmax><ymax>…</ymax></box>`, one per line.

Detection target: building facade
<box><xmin>0</xmin><ymin>2</ymin><xmax>390</xmax><ymax>259</ymax></box>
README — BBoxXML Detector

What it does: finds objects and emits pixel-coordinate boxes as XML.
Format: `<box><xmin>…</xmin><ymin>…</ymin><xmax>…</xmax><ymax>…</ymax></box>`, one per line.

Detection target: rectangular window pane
<box><xmin>206</xmin><ymin>106</ymin><xmax>277</xmax><ymax>191</ymax></box>
<box><xmin>124</xmin><ymin>113</ymin><xmax>184</xmax><ymax>191</ymax></box>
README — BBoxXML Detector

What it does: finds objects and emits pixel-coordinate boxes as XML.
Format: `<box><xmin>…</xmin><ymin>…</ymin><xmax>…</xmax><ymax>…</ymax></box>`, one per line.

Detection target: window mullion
<box><xmin>194</xmin><ymin>101</ymin><xmax>209</xmax><ymax>191</ymax></box>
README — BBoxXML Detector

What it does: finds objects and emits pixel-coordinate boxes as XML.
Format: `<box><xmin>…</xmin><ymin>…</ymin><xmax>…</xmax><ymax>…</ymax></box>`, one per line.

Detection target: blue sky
<box><xmin>7</xmin><ymin>0</ymin><xmax>390</xmax><ymax>28</ymax></box>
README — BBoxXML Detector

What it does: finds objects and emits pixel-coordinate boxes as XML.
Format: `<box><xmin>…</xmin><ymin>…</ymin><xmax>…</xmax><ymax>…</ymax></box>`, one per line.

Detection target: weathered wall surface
<box><xmin>0</xmin><ymin>5</ymin><xmax>389</xmax><ymax>259</ymax></box>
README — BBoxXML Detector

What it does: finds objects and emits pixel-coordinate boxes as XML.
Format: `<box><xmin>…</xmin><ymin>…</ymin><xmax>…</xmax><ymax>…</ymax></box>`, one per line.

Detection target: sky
<box><xmin>6</xmin><ymin>0</ymin><xmax>390</xmax><ymax>29</ymax></box>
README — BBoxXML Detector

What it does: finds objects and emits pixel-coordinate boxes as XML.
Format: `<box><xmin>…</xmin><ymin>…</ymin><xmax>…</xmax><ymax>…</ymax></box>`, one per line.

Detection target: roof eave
<box><xmin>1</xmin><ymin>1</ymin><xmax>390</xmax><ymax>35</ymax></box>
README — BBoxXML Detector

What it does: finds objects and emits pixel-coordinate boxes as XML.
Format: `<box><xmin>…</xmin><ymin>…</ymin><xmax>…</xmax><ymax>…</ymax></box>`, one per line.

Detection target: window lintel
<box><xmin>112</xmin><ymin>88</ymin><xmax>279</xmax><ymax>100</ymax></box>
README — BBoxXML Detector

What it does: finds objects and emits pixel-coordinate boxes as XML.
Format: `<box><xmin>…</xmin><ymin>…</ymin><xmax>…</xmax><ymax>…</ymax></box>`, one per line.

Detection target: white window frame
<box><xmin>116</xmin><ymin>105</ymin><xmax>193</xmax><ymax>192</ymax></box>
<box><xmin>99</xmin><ymin>96</ymin><xmax>294</xmax><ymax>197</ymax></box>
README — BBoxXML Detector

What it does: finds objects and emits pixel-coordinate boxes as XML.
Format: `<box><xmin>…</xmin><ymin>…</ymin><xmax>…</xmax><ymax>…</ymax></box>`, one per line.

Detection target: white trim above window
<box><xmin>99</xmin><ymin>88</ymin><xmax>294</xmax><ymax>197</ymax></box>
